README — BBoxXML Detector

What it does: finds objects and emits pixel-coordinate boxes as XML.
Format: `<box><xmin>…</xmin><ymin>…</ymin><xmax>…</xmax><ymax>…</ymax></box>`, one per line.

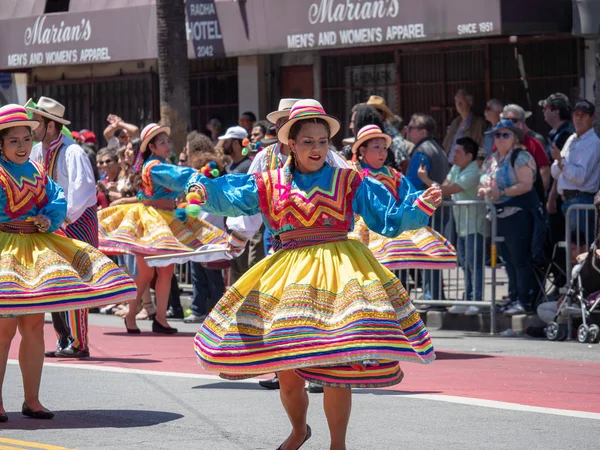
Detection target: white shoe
<box><xmin>464</xmin><ymin>306</ymin><xmax>481</xmax><ymax>316</ymax></box>
<box><xmin>504</xmin><ymin>302</ymin><xmax>525</xmax><ymax>316</ymax></box>
<box><xmin>447</xmin><ymin>305</ymin><xmax>468</xmax><ymax>314</ymax></box>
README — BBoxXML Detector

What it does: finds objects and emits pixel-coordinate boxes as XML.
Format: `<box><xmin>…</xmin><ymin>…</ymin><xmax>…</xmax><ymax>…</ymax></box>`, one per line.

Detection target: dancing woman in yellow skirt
<box><xmin>0</xmin><ymin>105</ymin><xmax>136</xmax><ymax>421</ymax></box>
<box><xmin>184</xmin><ymin>100</ymin><xmax>442</xmax><ymax>449</ymax></box>
<box><xmin>98</xmin><ymin>124</ymin><xmax>229</xmax><ymax>335</ymax></box>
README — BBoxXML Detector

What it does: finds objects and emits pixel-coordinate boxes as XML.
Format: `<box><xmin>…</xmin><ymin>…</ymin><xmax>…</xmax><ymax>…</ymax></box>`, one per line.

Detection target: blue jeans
<box><xmin>191</xmin><ymin>263</ymin><xmax>225</xmax><ymax>316</ymax></box>
<box><xmin>497</xmin><ymin>210</ymin><xmax>536</xmax><ymax>311</ymax></box>
<box><xmin>562</xmin><ymin>193</ymin><xmax>596</xmax><ymax>245</ymax></box>
<box><xmin>457</xmin><ymin>233</ymin><xmax>485</xmax><ymax>301</ymax></box>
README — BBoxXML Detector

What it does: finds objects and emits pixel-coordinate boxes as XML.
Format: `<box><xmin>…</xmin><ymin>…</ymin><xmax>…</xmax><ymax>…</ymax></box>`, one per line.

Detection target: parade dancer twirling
<box><xmin>27</xmin><ymin>97</ymin><xmax>99</xmax><ymax>359</ymax></box>
<box><xmin>0</xmin><ymin>105</ymin><xmax>136</xmax><ymax>421</ymax></box>
<box><xmin>97</xmin><ymin>124</ymin><xmax>230</xmax><ymax>335</ymax></box>
<box><xmin>184</xmin><ymin>100</ymin><xmax>442</xmax><ymax>450</ymax></box>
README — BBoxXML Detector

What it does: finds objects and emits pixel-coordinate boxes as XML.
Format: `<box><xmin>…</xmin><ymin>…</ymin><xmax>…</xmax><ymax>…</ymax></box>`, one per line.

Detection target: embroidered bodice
<box><xmin>186</xmin><ymin>163</ymin><xmax>436</xmax><ymax>246</ymax></box>
<box><xmin>0</xmin><ymin>159</ymin><xmax>48</xmax><ymax>219</ymax></box>
<box><xmin>0</xmin><ymin>158</ymin><xmax>67</xmax><ymax>232</ymax></box>
<box><xmin>138</xmin><ymin>156</ymin><xmax>195</xmax><ymax>201</ymax></box>
<box><xmin>255</xmin><ymin>167</ymin><xmax>361</xmax><ymax>233</ymax></box>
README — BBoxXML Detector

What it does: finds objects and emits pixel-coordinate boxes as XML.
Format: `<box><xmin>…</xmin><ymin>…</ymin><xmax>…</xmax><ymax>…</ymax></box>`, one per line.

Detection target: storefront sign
<box><xmin>0</xmin><ymin>6</ymin><xmax>157</xmax><ymax>70</ymax></box>
<box><xmin>185</xmin><ymin>0</ymin><xmax>225</xmax><ymax>58</ymax></box>
<box><xmin>214</xmin><ymin>0</ymin><xmax>502</xmax><ymax>56</ymax></box>
<box><xmin>0</xmin><ymin>0</ymin><xmax>569</xmax><ymax>70</ymax></box>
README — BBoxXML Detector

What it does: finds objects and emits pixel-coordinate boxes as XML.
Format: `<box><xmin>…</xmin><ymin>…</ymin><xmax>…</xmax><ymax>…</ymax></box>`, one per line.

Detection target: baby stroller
<box><xmin>546</xmin><ymin>195</ymin><xmax>600</xmax><ymax>343</ymax></box>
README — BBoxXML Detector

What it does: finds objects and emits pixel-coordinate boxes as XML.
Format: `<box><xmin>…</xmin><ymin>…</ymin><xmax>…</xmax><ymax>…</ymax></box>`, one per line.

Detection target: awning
<box><xmin>0</xmin><ymin>0</ymin><xmax>573</xmax><ymax>71</ymax></box>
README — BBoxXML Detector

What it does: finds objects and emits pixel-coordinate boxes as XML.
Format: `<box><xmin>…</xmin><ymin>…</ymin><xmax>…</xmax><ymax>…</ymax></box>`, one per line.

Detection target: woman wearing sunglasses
<box><xmin>479</xmin><ymin>118</ymin><xmax>539</xmax><ymax>316</ymax></box>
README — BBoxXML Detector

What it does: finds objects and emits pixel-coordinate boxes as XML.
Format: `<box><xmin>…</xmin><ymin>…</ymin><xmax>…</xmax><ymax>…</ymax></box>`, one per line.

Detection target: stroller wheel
<box><xmin>546</xmin><ymin>322</ymin><xmax>568</xmax><ymax>341</ymax></box>
<box><xmin>577</xmin><ymin>324</ymin><xmax>590</xmax><ymax>343</ymax></box>
<box><xmin>588</xmin><ymin>324</ymin><xmax>600</xmax><ymax>344</ymax></box>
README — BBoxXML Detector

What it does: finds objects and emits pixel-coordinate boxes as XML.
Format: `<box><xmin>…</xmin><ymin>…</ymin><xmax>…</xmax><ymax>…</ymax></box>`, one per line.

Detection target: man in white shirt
<box><xmin>550</xmin><ymin>100</ymin><xmax>600</xmax><ymax>244</ymax></box>
<box><xmin>27</xmin><ymin>97</ymin><xmax>98</xmax><ymax>359</ymax></box>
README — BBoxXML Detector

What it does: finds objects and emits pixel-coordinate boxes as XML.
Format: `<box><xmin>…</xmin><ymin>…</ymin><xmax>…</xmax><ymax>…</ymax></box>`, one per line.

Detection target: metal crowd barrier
<box><xmin>173</xmin><ymin>200</ymin><xmax>502</xmax><ymax>334</ymax></box>
<box><xmin>564</xmin><ymin>204</ymin><xmax>598</xmax><ymax>339</ymax></box>
<box><xmin>406</xmin><ymin>200</ymin><xmax>500</xmax><ymax>334</ymax></box>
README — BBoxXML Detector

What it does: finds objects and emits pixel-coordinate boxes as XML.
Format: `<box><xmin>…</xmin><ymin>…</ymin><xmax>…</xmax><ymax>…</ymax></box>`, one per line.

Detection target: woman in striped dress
<box><xmin>184</xmin><ymin>100</ymin><xmax>442</xmax><ymax>449</ymax></box>
<box><xmin>0</xmin><ymin>105</ymin><xmax>136</xmax><ymax>421</ymax></box>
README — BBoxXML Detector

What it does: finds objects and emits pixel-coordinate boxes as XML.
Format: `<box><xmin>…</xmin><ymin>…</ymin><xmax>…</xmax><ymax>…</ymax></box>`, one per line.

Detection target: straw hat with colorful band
<box><xmin>140</xmin><ymin>123</ymin><xmax>171</xmax><ymax>153</ymax></box>
<box><xmin>266</xmin><ymin>98</ymin><xmax>301</xmax><ymax>124</ymax></box>
<box><xmin>24</xmin><ymin>97</ymin><xmax>71</xmax><ymax>125</ymax></box>
<box><xmin>352</xmin><ymin>125</ymin><xmax>392</xmax><ymax>154</ymax></box>
<box><xmin>277</xmin><ymin>99</ymin><xmax>340</xmax><ymax>145</ymax></box>
<box><xmin>0</xmin><ymin>104</ymin><xmax>39</xmax><ymax>132</ymax></box>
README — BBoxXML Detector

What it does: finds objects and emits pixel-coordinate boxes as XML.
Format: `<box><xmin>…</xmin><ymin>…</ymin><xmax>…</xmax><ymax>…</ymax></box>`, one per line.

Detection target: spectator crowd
<box><xmin>75</xmin><ymin>90</ymin><xmax>600</xmax><ymax>336</ymax></box>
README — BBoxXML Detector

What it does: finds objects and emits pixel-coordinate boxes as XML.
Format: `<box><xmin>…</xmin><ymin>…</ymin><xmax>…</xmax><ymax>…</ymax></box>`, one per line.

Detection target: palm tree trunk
<box><xmin>156</xmin><ymin>0</ymin><xmax>190</xmax><ymax>160</ymax></box>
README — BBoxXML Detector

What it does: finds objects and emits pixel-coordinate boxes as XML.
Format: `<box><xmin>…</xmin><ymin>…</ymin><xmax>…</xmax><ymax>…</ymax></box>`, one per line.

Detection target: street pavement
<box><xmin>1</xmin><ymin>314</ymin><xmax>599</xmax><ymax>449</ymax></box>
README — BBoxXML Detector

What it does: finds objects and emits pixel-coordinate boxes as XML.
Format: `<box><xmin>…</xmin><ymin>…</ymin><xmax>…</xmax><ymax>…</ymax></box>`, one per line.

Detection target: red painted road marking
<box><xmin>9</xmin><ymin>325</ymin><xmax>600</xmax><ymax>414</ymax></box>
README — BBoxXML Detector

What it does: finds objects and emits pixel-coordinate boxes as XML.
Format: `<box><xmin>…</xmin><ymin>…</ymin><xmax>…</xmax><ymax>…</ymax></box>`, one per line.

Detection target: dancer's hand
<box><xmin>225</xmin><ymin>243</ymin><xmax>245</xmax><ymax>259</ymax></box>
<box><xmin>30</xmin><ymin>215</ymin><xmax>50</xmax><ymax>232</ymax></box>
<box><xmin>422</xmin><ymin>186</ymin><xmax>442</xmax><ymax>207</ymax></box>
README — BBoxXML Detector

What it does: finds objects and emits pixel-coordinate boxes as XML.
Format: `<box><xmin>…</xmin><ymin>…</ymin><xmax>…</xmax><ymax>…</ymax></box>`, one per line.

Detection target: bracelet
<box><xmin>499</xmin><ymin>188</ymin><xmax>505</xmax><ymax>197</ymax></box>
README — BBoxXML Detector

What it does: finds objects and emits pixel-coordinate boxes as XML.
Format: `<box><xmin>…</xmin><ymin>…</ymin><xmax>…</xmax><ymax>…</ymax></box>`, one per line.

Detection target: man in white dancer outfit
<box><xmin>27</xmin><ymin>97</ymin><xmax>98</xmax><ymax>359</ymax></box>
<box><xmin>225</xmin><ymin>99</ymin><xmax>349</xmax><ymax>393</ymax></box>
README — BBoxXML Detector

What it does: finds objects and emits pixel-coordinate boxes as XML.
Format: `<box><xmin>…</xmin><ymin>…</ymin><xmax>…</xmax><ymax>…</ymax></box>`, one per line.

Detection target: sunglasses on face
<box><xmin>507</xmin><ymin>118</ymin><xmax>520</xmax><ymax>124</ymax></box>
<box><xmin>494</xmin><ymin>132</ymin><xmax>513</xmax><ymax>140</ymax></box>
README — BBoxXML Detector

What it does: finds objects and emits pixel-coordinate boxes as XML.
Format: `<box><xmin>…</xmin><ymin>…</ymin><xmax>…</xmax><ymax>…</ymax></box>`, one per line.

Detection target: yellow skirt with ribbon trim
<box><xmin>195</xmin><ymin>239</ymin><xmax>434</xmax><ymax>388</ymax></box>
<box><xmin>0</xmin><ymin>228</ymin><xmax>136</xmax><ymax>317</ymax></box>
<box><xmin>98</xmin><ymin>203</ymin><xmax>228</xmax><ymax>257</ymax></box>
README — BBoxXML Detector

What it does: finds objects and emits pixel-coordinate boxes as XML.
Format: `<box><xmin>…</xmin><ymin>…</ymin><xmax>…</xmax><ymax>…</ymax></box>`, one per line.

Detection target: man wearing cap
<box><xmin>550</xmin><ymin>99</ymin><xmax>600</xmax><ymax>244</ymax></box>
<box><xmin>221</xmin><ymin>126</ymin><xmax>252</xmax><ymax>175</ymax></box>
<box><xmin>27</xmin><ymin>97</ymin><xmax>98</xmax><ymax>359</ymax></box>
<box><xmin>366</xmin><ymin>95</ymin><xmax>412</xmax><ymax>170</ymax></box>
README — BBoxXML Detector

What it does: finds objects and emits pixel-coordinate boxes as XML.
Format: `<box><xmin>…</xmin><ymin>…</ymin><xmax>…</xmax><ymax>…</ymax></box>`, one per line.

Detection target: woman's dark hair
<box><xmin>142</xmin><ymin>133</ymin><xmax>165</xmax><ymax>162</ymax></box>
<box><xmin>353</xmin><ymin>105</ymin><xmax>384</xmax><ymax>134</ymax></box>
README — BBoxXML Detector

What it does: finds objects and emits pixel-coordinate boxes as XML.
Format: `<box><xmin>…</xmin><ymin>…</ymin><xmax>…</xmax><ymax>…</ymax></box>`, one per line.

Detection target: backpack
<box><xmin>510</xmin><ymin>148</ymin><xmax>546</xmax><ymax>205</ymax></box>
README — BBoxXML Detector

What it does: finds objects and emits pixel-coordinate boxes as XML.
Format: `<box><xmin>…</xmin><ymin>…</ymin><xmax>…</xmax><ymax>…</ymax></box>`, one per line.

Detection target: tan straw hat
<box><xmin>25</xmin><ymin>97</ymin><xmax>71</xmax><ymax>125</ymax></box>
<box><xmin>140</xmin><ymin>123</ymin><xmax>171</xmax><ymax>153</ymax></box>
<box><xmin>266</xmin><ymin>98</ymin><xmax>301</xmax><ymax>124</ymax></box>
<box><xmin>366</xmin><ymin>95</ymin><xmax>394</xmax><ymax>120</ymax></box>
<box><xmin>276</xmin><ymin>99</ymin><xmax>340</xmax><ymax>145</ymax></box>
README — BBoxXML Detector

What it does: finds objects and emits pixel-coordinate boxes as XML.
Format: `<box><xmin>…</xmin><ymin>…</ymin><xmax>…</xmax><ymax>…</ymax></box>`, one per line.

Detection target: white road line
<box><xmin>8</xmin><ymin>360</ymin><xmax>600</xmax><ymax>421</ymax></box>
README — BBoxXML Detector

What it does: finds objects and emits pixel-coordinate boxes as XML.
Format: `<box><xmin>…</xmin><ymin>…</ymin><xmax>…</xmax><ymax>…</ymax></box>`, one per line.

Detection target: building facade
<box><xmin>0</xmin><ymin>0</ymin><xmax>591</xmax><ymax>145</ymax></box>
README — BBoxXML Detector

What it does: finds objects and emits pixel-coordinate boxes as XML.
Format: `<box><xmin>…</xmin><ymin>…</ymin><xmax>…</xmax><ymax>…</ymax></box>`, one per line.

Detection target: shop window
<box><xmin>189</xmin><ymin>58</ymin><xmax>238</xmax><ymax>134</ymax></box>
<box><xmin>322</xmin><ymin>51</ymin><xmax>396</xmax><ymax>144</ymax></box>
<box><xmin>45</xmin><ymin>0</ymin><xmax>70</xmax><ymax>13</ymax></box>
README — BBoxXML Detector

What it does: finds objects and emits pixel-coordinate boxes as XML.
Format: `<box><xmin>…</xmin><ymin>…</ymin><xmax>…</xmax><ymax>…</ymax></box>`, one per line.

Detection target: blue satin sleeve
<box><xmin>352</xmin><ymin>177</ymin><xmax>434</xmax><ymax>238</ymax></box>
<box><xmin>39</xmin><ymin>177</ymin><xmax>68</xmax><ymax>232</ymax></box>
<box><xmin>151</xmin><ymin>164</ymin><xmax>196</xmax><ymax>194</ymax></box>
<box><xmin>186</xmin><ymin>172</ymin><xmax>261</xmax><ymax>217</ymax></box>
